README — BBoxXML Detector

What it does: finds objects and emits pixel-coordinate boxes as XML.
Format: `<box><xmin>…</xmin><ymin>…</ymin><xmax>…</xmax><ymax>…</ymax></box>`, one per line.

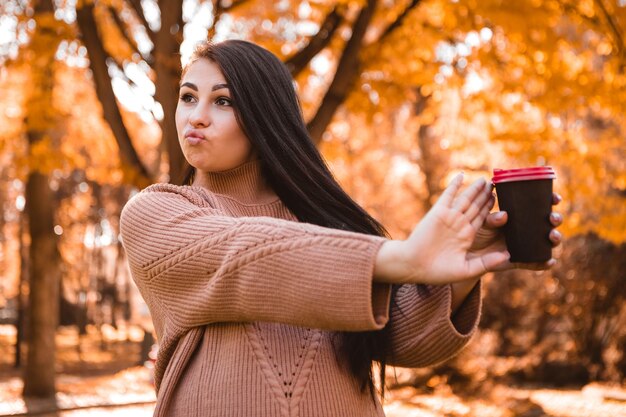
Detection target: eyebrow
<box><xmin>212</xmin><ymin>83</ymin><xmax>229</xmax><ymax>91</ymax></box>
<box><xmin>179</xmin><ymin>82</ymin><xmax>230</xmax><ymax>92</ymax></box>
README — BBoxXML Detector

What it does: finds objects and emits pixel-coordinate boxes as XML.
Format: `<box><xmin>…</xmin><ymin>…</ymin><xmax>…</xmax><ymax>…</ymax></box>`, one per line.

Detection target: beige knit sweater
<box><xmin>120</xmin><ymin>160</ymin><xmax>481</xmax><ymax>417</ymax></box>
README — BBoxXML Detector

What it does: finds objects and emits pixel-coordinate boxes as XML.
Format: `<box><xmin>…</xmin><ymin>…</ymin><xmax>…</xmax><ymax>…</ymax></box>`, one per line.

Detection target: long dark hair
<box><xmin>181</xmin><ymin>40</ymin><xmax>397</xmax><ymax>397</ymax></box>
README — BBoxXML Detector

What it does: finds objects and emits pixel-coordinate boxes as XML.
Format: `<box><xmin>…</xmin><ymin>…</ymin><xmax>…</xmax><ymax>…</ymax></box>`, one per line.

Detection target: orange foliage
<box><xmin>1</xmin><ymin>0</ymin><xmax>625</xmax><ymax>244</ymax></box>
<box><xmin>315</xmin><ymin>0</ymin><xmax>625</xmax><ymax>242</ymax></box>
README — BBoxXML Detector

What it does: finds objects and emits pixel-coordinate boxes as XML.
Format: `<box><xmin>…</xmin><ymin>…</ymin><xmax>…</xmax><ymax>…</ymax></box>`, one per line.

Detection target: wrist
<box><xmin>450</xmin><ymin>278</ymin><xmax>481</xmax><ymax>316</ymax></box>
<box><xmin>373</xmin><ymin>240</ymin><xmax>413</xmax><ymax>284</ymax></box>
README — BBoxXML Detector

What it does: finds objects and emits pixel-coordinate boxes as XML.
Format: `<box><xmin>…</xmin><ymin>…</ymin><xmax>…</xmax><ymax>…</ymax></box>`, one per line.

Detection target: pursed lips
<box><xmin>185</xmin><ymin>130</ymin><xmax>206</xmax><ymax>145</ymax></box>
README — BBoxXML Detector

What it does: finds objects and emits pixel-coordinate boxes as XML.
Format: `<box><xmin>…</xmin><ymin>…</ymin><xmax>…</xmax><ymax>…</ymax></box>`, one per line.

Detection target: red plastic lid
<box><xmin>492</xmin><ymin>166</ymin><xmax>556</xmax><ymax>184</ymax></box>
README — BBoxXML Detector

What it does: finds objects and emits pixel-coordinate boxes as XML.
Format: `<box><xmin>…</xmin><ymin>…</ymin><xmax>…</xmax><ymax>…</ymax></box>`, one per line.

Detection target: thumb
<box><xmin>484</xmin><ymin>211</ymin><xmax>507</xmax><ymax>230</ymax></box>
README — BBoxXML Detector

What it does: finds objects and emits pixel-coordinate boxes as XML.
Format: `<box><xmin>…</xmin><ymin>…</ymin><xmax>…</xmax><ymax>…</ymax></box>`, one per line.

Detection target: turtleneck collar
<box><xmin>192</xmin><ymin>160</ymin><xmax>279</xmax><ymax>205</ymax></box>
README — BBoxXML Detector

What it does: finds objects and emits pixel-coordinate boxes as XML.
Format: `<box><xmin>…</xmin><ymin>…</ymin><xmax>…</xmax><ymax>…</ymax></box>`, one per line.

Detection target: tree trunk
<box><xmin>21</xmin><ymin>0</ymin><xmax>62</xmax><ymax>398</ymax></box>
<box><xmin>23</xmin><ymin>171</ymin><xmax>60</xmax><ymax>398</ymax></box>
<box><xmin>15</xmin><ymin>212</ymin><xmax>27</xmax><ymax>368</ymax></box>
<box><xmin>414</xmin><ymin>89</ymin><xmax>448</xmax><ymax>209</ymax></box>
<box><xmin>154</xmin><ymin>0</ymin><xmax>185</xmax><ymax>184</ymax></box>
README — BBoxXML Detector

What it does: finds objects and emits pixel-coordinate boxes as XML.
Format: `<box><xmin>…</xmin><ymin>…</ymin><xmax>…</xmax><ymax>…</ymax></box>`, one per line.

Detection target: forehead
<box><xmin>181</xmin><ymin>58</ymin><xmax>226</xmax><ymax>85</ymax></box>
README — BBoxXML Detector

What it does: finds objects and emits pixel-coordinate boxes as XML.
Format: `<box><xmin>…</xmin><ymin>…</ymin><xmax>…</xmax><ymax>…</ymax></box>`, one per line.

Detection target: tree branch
<box><xmin>284</xmin><ymin>5</ymin><xmax>344</xmax><ymax>76</ymax></box>
<box><xmin>375</xmin><ymin>0</ymin><xmax>422</xmax><ymax>45</ymax></box>
<box><xmin>76</xmin><ymin>2</ymin><xmax>153</xmax><ymax>186</ymax></box>
<box><xmin>154</xmin><ymin>0</ymin><xmax>186</xmax><ymax>183</ymax></box>
<box><xmin>208</xmin><ymin>0</ymin><xmax>224</xmax><ymax>40</ymax></box>
<box><xmin>107</xmin><ymin>5</ymin><xmax>153</xmax><ymax>63</ymax></box>
<box><xmin>125</xmin><ymin>0</ymin><xmax>156</xmax><ymax>46</ymax></box>
<box><xmin>559</xmin><ymin>0</ymin><xmax>625</xmax><ymax>70</ymax></box>
<box><xmin>307</xmin><ymin>0</ymin><xmax>378</xmax><ymax>144</ymax></box>
<box><xmin>594</xmin><ymin>0</ymin><xmax>625</xmax><ymax>58</ymax></box>
<box><xmin>558</xmin><ymin>0</ymin><xmax>601</xmax><ymax>26</ymax></box>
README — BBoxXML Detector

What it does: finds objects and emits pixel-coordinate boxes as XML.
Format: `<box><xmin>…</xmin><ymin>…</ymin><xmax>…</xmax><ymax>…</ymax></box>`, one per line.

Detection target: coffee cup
<box><xmin>492</xmin><ymin>166</ymin><xmax>556</xmax><ymax>263</ymax></box>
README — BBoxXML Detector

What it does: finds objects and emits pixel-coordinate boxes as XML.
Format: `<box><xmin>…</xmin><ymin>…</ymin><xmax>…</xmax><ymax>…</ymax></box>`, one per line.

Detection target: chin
<box><xmin>185</xmin><ymin>155</ymin><xmax>211</xmax><ymax>171</ymax></box>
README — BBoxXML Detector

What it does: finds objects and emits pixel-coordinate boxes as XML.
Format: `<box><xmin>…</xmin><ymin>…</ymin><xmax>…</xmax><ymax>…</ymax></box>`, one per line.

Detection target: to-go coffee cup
<box><xmin>492</xmin><ymin>167</ymin><xmax>556</xmax><ymax>263</ymax></box>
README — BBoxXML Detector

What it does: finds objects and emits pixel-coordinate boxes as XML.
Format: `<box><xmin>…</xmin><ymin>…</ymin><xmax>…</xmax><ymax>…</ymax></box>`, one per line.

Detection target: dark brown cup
<box><xmin>493</xmin><ymin>167</ymin><xmax>556</xmax><ymax>263</ymax></box>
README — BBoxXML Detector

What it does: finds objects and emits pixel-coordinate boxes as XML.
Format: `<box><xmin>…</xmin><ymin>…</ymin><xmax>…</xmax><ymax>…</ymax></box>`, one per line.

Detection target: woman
<box><xmin>120</xmin><ymin>40</ymin><xmax>563</xmax><ymax>417</ymax></box>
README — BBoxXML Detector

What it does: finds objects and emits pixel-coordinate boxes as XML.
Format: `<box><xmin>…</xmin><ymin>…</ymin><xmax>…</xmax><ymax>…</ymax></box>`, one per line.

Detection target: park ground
<box><xmin>0</xmin><ymin>325</ymin><xmax>625</xmax><ymax>417</ymax></box>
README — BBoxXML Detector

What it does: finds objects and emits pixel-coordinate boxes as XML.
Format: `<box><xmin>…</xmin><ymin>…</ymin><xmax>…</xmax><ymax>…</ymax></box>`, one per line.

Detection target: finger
<box><xmin>438</xmin><ymin>173</ymin><xmax>464</xmax><ymax>207</ymax></box>
<box><xmin>552</xmin><ymin>193</ymin><xmax>562</xmax><ymax>205</ymax></box>
<box><xmin>471</xmin><ymin>192</ymin><xmax>494</xmax><ymax>230</ymax></box>
<box><xmin>453</xmin><ymin>177</ymin><xmax>487</xmax><ymax>213</ymax></box>
<box><xmin>464</xmin><ymin>181</ymin><xmax>493</xmax><ymax>222</ymax></box>
<box><xmin>549</xmin><ymin>212</ymin><xmax>563</xmax><ymax>227</ymax></box>
<box><xmin>549</xmin><ymin>229</ymin><xmax>562</xmax><ymax>246</ymax></box>
<box><xmin>484</xmin><ymin>194</ymin><xmax>497</xmax><ymax>216</ymax></box>
<box><xmin>484</xmin><ymin>211</ymin><xmax>507</xmax><ymax>230</ymax></box>
<box><xmin>487</xmin><ymin>193</ymin><xmax>496</xmax><ymax>210</ymax></box>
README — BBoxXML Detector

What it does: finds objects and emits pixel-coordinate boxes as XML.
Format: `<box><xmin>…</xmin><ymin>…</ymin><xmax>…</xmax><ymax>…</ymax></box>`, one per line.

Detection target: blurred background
<box><xmin>0</xmin><ymin>0</ymin><xmax>625</xmax><ymax>416</ymax></box>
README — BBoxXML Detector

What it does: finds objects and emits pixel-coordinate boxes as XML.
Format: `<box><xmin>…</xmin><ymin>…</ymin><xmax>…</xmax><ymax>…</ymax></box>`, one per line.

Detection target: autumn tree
<box><xmin>67</xmin><ymin>0</ymin><xmax>436</xmax><ymax>183</ymax></box>
<box><xmin>8</xmin><ymin>0</ymin><xmax>624</xmax><ymax>247</ymax></box>
<box><xmin>1</xmin><ymin>0</ymin><xmax>625</xmax><ymax>395</ymax></box>
<box><xmin>0</xmin><ymin>0</ymin><xmax>156</xmax><ymax>397</ymax></box>
<box><xmin>20</xmin><ymin>0</ymin><xmax>68</xmax><ymax>398</ymax></box>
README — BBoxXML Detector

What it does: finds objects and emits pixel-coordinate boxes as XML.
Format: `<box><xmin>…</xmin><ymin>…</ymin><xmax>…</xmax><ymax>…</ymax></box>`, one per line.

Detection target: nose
<box><xmin>188</xmin><ymin>102</ymin><xmax>210</xmax><ymax>128</ymax></box>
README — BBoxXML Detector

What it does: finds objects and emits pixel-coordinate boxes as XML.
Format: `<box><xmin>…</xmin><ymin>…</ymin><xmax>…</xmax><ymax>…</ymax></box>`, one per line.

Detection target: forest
<box><xmin>0</xmin><ymin>0</ymin><xmax>624</xmax><ymax>416</ymax></box>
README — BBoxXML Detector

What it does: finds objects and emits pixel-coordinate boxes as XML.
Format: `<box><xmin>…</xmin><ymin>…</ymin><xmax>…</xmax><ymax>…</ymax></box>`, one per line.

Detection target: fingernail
<box><xmin>495</xmin><ymin>211</ymin><xmax>505</xmax><ymax>220</ymax></box>
<box><xmin>550</xmin><ymin>212</ymin><xmax>562</xmax><ymax>222</ymax></box>
<box><xmin>547</xmin><ymin>259</ymin><xmax>557</xmax><ymax>267</ymax></box>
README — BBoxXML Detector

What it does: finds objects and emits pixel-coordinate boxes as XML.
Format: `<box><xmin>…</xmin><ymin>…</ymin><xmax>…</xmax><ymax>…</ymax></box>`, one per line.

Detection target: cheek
<box><xmin>175</xmin><ymin>108</ymin><xmax>185</xmax><ymax>137</ymax></box>
<box><xmin>231</xmin><ymin>127</ymin><xmax>252</xmax><ymax>155</ymax></box>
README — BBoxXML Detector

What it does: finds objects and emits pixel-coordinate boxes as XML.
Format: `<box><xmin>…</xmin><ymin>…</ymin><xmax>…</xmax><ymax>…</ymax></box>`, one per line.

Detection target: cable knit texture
<box><xmin>120</xmin><ymin>160</ymin><xmax>482</xmax><ymax>417</ymax></box>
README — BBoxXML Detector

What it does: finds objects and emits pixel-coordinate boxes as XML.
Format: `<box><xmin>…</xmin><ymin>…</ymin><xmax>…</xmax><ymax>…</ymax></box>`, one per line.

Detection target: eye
<box><xmin>179</xmin><ymin>93</ymin><xmax>196</xmax><ymax>103</ymax></box>
<box><xmin>215</xmin><ymin>97</ymin><xmax>232</xmax><ymax>107</ymax></box>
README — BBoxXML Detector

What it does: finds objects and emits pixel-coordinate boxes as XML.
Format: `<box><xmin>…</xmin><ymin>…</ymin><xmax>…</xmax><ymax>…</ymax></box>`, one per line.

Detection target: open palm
<box><xmin>401</xmin><ymin>174</ymin><xmax>509</xmax><ymax>284</ymax></box>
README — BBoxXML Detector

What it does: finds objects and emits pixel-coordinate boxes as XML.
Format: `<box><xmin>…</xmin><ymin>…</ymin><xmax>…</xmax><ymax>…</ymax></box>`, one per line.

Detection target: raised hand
<box><xmin>374</xmin><ymin>174</ymin><xmax>510</xmax><ymax>285</ymax></box>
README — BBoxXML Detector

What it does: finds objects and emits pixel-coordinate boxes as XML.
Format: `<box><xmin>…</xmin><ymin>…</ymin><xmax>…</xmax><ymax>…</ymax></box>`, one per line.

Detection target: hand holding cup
<box><xmin>469</xmin><ymin>167</ymin><xmax>563</xmax><ymax>271</ymax></box>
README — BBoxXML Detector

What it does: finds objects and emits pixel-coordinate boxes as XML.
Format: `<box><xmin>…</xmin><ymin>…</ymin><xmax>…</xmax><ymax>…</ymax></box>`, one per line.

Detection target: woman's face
<box><xmin>175</xmin><ymin>58</ymin><xmax>255</xmax><ymax>174</ymax></box>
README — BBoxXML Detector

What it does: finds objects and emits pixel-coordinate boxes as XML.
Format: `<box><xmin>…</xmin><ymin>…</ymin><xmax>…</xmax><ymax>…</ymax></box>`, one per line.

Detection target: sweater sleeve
<box><xmin>384</xmin><ymin>281</ymin><xmax>482</xmax><ymax>368</ymax></box>
<box><xmin>119</xmin><ymin>185</ymin><xmax>391</xmax><ymax>336</ymax></box>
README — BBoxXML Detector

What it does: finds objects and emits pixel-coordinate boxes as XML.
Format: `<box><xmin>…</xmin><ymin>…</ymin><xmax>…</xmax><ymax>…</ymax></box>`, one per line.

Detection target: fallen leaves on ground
<box><xmin>1</xmin><ymin>325</ymin><xmax>625</xmax><ymax>416</ymax></box>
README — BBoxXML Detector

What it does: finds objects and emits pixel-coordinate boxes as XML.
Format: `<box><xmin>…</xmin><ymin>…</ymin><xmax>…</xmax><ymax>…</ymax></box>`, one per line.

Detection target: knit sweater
<box><xmin>120</xmin><ymin>160</ymin><xmax>482</xmax><ymax>417</ymax></box>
